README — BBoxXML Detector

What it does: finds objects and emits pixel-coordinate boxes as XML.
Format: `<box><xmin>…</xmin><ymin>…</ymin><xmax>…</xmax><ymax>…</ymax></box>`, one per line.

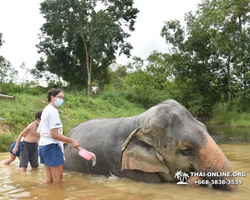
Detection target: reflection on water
<box><xmin>206</xmin><ymin>123</ymin><xmax>250</xmax><ymax>144</ymax></box>
<box><xmin>0</xmin><ymin>125</ymin><xmax>250</xmax><ymax>199</ymax></box>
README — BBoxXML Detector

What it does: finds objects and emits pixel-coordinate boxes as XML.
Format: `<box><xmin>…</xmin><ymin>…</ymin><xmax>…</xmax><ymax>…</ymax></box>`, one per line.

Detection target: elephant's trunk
<box><xmin>195</xmin><ymin>133</ymin><xmax>239</xmax><ymax>191</ymax></box>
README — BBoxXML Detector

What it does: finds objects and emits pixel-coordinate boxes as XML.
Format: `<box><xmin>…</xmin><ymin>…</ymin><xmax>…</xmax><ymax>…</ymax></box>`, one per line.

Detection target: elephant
<box><xmin>63</xmin><ymin>99</ymin><xmax>238</xmax><ymax>191</ymax></box>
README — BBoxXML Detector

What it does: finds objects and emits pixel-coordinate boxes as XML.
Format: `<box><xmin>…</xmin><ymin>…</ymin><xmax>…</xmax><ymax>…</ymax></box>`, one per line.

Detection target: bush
<box><xmin>211</xmin><ymin>102</ymin><xmax>231</xmax><ymax>124</ymax></box>
<box><xmin>0</xmin><ymin>93</ymin><xmax>46</xmax><ymax>135</ymax></box>
<box><xmin>112</xmin><ymin>71</ymin><xmax>171</xmax><ymax>108</ymax></box>
<box><xmin>211</xmin><ymin>102</ymin><xmax>250</xmax><ymax>126</ymax></box>
<box><xmin>97</xmin><ymin>86</ymin><xmax>134</xmax><ymax>109</ymax></box>
<box><xmin>0</xmin><ymin>81</ymin><xmax>46</xmax><ymax>96</ymax></box>
<box><xmin>0</xmin><ymin>134</ymin><xmax>13</xmax><ymax>152</ymax></box>
<box><xmin>187</xmin><ymin>94</ymin><xmax>211</xmax><ymax>119</ymax></box>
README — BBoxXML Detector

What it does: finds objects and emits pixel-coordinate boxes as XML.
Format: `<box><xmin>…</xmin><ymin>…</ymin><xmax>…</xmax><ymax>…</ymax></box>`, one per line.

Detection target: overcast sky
<box><xmin>0</xmin><ymin>0</ymin><xmax>201</xmax><ymax>83</ymax></box>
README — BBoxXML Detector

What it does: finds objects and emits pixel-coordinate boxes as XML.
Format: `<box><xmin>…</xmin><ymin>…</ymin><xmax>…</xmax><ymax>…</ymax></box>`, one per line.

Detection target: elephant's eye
<box><xmin>180</xmin><ymin>147</ymin><xmax>193</xmax><ymax>156</ymax></box>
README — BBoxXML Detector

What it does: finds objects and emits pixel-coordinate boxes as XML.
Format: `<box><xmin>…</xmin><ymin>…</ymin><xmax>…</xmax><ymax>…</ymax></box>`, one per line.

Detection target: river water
<box><xmin>0</xmin><ymin>124</ymin><xmax>249</xmax><ymax>200</ymax></box>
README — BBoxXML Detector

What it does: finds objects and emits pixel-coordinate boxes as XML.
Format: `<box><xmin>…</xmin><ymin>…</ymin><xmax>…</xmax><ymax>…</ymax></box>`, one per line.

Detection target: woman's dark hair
<box><xmin>35</xmin><ymin>110</ymin><xmax>43</xmax><ymax>120</ymax></box>
<box><xmin>47</xmin><ymin>89</ymin><xmax>64</xmax><ymax>102</ymax></box>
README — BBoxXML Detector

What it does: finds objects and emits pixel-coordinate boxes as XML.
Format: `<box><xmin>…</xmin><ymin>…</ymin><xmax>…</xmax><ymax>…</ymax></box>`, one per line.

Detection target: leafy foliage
<box><xmin>0</xmin><ymin>33</ymin><xmax>3</xmax><ymax>47</ymax></box>
<box><xmin>160</xmin><ymin>0</ymin><xmax>250</xmax><ymax>117</ymax></box>
<box><xmin>0</xmin><ymin>33</ymin><xmax>18</xmax><ymax>83</ymax></box>
<box><xmin>34</xmin><ymin>0</ymin><xmax>139</xmax><ymax>95</ymax></box>
<box><xmin>109</xmin><ymin>55</ymin><xmax>172</xmax><ymax>108</ymax></box>
<box><xmin>0</xmin><ymin>134</ymin><xmax>13</xmax><ymax>152</ymax></box>
<box><xmin>3</xmin><ymin>0</ymin><xmax>250</xmax><ymax>121</ymax></box>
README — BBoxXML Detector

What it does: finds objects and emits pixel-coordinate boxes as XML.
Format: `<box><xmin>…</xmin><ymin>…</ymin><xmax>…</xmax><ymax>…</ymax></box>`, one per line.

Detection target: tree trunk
<box><xmin>227</xmin><ymin>54</ymin><xmax>231</xmax><ymax>105</ymax></box>
<box><xmin>81</xmin><ymin>33</ymin><xmax>92</xmax><ymax>96</ymax></box>
<box><xmin>228</xmin><ymin>74</ymin><xmax>231</xmax><ymax>105</ymax></box>
<box><xmin>87</xmin><ymin>55</ymin><xmax>92</xmax><ymax>96</ymax></box>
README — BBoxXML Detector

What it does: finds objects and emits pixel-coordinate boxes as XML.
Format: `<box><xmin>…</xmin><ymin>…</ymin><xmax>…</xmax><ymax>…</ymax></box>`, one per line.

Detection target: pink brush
<box><xmin>78</xmin><ymin>147</ymin><xmax>96</xmax><ymax>166</ymax></box>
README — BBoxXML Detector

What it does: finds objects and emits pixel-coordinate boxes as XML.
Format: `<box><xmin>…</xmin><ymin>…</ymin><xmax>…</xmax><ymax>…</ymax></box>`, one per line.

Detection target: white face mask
<box><xmin>55</xmin><ymin>98</ymin><xmax>64</xmax><ymax>107</ymax></box>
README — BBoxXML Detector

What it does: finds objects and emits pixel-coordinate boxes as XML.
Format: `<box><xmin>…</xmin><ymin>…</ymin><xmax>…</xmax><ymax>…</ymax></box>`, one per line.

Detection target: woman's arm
<box><xmin>50</xmin><ymin>128</ymin><xmax>79</xmax><ymax>149</ymax></box>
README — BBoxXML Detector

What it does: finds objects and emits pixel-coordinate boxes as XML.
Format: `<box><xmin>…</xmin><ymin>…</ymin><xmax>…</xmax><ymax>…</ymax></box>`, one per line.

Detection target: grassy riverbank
<box><xmin>0</xmin><ymin>91</ymin><xmax>145</xmax><ymax>152</ymax></box>
<box><xmin>210</xmin><ymin>102</ymin><xmax>250</xmax><ymax>127</ymax></box>
<box><xmin>1</xmin><ymin>89</ymin><xmax>250</xmax><ymax>152</ymax></box>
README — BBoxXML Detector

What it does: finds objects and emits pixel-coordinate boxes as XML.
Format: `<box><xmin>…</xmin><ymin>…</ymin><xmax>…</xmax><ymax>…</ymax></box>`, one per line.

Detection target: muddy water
<box><xmin>0</xmin><ymin>143</ymin><xmax>249</xmax><ymax>200</ymax></box>
<box><xmin>206</xmin><ymin>124</ymin><xmax>250</xmax><ymax>143</ymax></box>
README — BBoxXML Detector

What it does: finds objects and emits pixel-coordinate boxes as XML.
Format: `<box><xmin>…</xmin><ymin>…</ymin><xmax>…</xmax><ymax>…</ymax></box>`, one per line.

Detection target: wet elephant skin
<box><xmin>63</xmin><ymin>99</ymin><xmax>238</xmax><ymax>191</ymax></box>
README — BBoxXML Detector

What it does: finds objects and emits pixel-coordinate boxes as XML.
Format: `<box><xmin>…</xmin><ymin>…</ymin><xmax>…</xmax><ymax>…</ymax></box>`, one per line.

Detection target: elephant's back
<box><xmin>64</xmin><ymin>117</ymin><xmax>138</xmax><ymax>175</ymax></box>
<box><xmin>67</xmin><ymin>118</ymin><xmax>137</xmax><ymax>145</ymax></box>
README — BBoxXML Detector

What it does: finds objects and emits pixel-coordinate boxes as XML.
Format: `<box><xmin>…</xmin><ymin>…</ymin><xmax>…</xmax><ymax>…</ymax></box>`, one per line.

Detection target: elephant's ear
<box><xmin>121</xmin><ymin>127</ymin><xmax>169</xmax><ymax>174</ymax></box>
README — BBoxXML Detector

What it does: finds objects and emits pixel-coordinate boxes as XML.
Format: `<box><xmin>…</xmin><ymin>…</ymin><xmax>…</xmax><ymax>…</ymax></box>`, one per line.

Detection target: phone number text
<box><xmin>194</xmin><ymin>179</ymin><xmax>243</xmax><ymax>185</ymax></box>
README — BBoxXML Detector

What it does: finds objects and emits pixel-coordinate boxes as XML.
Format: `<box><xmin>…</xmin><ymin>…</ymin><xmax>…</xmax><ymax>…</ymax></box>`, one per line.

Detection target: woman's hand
<box><xmin>71</xmin><ymin>139</ymin><xmax>79</xmax><ymax>150</ymax></box>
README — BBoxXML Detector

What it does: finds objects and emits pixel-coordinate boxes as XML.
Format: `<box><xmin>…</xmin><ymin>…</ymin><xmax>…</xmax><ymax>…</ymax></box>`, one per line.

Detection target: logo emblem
<box><xmin>175</xmin><ymin>170</ymin><xmax>189</xmax><ymax>184</ymax></box>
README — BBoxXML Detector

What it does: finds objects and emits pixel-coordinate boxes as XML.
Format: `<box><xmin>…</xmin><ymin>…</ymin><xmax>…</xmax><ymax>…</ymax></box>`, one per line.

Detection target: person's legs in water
<box><xmin>3</xmin><ymin>154</ymin><xmax>17</xmax><ymax>165</ymax></box>
<box><xmin>44</xmin><ymin>165</ymin><xmax>53</xmax><ymax>183</ymax></box>
<box><xmin>39</xmin><ymin>144</ymin><xmax>64</xmax><ymax>183</ymax></box>
<box><xmin>3</xmin><ymin>141</ymin><xmax>20</xmax><ymax>165</ymax></box>
<box><xmin>50</xmin><ymin>165</ymin><xmax>63</xmax><ymax>183</ymax></box>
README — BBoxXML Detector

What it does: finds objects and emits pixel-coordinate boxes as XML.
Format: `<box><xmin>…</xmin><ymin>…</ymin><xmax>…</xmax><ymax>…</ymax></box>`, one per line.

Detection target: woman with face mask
<box><xmin>38</xmin><ymin>89</ymin><xmax>79</xmax><ymax>183</ymax></box>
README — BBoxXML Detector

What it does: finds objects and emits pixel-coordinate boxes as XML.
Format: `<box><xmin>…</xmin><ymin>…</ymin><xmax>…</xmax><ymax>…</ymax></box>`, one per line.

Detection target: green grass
<box><xmin>228</xmin><ymin>113</ymin><xmax>250</xmax><ymax>127</ymax></box>
<box><xmin>231</xmin><ymin>119</ymin><xmax>250</xmax><ymax>127</ymax></box>
<box><xmin>211</xmin><ymin>102</ymin><xmax>250</xmax><ymax>127</ymax></box>
<box><xmin>2</xmin><ymin>88</ymin><xmax>250</xmax><ymax>152</ymax></box>
<box><xmin>0</xmin><ymin>91</ymin><xmax>145</xmax><ymax>152</ymax></box>
<box><xmin>0</xmin><ymin>134</ymin><xmax>13</xmax><ymax>152</ymax></box>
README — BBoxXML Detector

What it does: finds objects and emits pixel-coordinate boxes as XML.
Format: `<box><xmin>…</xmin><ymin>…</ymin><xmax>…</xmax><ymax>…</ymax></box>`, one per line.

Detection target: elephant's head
<box><xmin>121</xmin><ymin>100</ymin><xmax>238</xmax><ymax>191</ymax></box>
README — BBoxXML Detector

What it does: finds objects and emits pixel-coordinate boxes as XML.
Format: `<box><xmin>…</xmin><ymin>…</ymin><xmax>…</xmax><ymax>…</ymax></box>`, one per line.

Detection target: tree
<box><xmin>146</xmin><ymin>51</ymin><xmax>174</xmax><ymax>90</ymax></box>
<box><xmin>111</xmin><ymin>55</ymin><xmax>172</xmax><ymax>108</ymax></box>
<box><xmin>0</xmin><ymin>33</ymin><xmax>18</xmax><ymax>83</ymax></box>
<box><xmin>160</xmin><ymin>0</ymin><xmax>250</xmax><ymax>115</ymax></box>
<box><xmin>196</xmin><ymin>0</ymin><xmax>250</xmax><ymax>105</ymax></box>
<box><xmin>35</xmin><ymin>0</ymin><xmax>139</xmax><ymax>96</ymax></box>
<box><xmin>0</xmin><ymin>33</ymin><xmax>3</xmax><ymax>47</ymax></box>
<box><xmin>0</xmin><ymin>58</ymin><xmax>16</xmax><ymax>83</ymax></box>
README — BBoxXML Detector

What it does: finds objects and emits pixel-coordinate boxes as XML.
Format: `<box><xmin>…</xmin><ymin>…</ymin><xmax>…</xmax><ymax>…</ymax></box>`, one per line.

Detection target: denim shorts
<box><xmin>9</xmin><ymin>141</ymin><xmax>22</xmax><ymax>157</ymax></box>
<box><xmin>38</xmin><ymin>143</ymin><xmax>65</xmax><ymax>167</ymax></box>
